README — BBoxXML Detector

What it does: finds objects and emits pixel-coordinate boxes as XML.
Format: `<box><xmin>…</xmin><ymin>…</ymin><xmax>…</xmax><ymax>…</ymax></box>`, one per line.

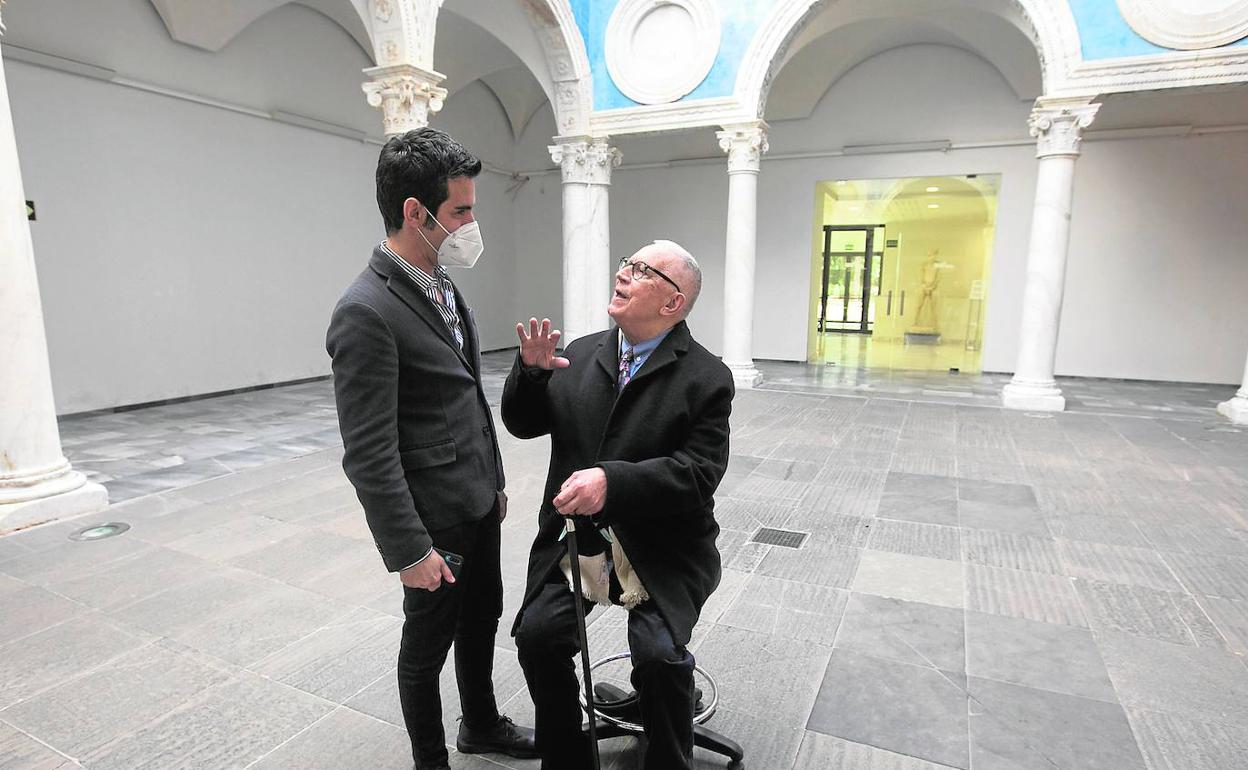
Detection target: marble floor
<box><xmin>3</xmin><ymin>353</ymin><xmax>1248</xmax><ymax>769</ymax></box>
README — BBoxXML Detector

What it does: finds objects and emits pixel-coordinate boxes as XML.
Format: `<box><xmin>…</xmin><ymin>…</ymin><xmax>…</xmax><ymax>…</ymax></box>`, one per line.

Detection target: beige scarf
<box><xmin>559</xmin><ymin>527</ymin><xmax>650</xmax><ymax>609</ymax></box>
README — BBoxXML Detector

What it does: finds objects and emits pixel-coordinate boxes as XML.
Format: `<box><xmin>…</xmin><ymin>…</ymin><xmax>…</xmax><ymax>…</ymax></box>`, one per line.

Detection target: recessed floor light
<box><xmin>69</xmin><ymin>522</ymin><xmax>130</xmax><ymax>541</ymax></box>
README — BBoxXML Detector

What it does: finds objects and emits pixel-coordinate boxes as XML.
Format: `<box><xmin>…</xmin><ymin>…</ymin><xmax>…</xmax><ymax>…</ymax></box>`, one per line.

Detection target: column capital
<box><xmin>716</xmin><ymin>121</ymin><xmax>769</xmax><ymax>173</ymax></box>
<box><xmin>548</xmin><ymin>136</ymin><xmax>621</xmax><ymax>185</ymax></box>
<box><xmin>362</xmin><ymin>63</ymin><xmax>447</xmax><ymax>136</ymax></box>
<box><xmin>1029</xmin><ymin>98</ymin><xmax>1100</xmax><ymax>158</ymax></box>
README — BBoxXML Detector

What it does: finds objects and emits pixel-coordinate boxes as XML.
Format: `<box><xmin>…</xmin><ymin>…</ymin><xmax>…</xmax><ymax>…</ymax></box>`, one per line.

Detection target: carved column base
<box><xmin>1002</xmin><ymin>379</ymin><xmax>1065</xmax><ymax>412</ymax></box>
<box><xmin>0</xmin><ymin>477</ymin><xmax>108</xmax><ymax>533</ymax></box>
<box><xmin>1217</xmin><ymin>392</ymin><xmax>1248</xmax><ymax>425</ymax></box>
<box><xmin>726</xmin><ymin>362</ymin><xmax>763</xmax><ymax>389</ymax></box>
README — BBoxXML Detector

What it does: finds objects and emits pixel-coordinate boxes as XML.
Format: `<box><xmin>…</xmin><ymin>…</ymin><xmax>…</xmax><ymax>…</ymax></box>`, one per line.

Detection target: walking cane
<box><xmin>564</xmin><ymin>516</ymin><xmax>602</xmax><ymax>770</ymax></box>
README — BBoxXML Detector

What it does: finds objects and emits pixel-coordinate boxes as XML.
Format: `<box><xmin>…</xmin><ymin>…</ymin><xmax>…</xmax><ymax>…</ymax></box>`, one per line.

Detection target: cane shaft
<box><xmin>564</xmin><ymin>517</ymin><xmax>601</xmax><ymax>769</ymax></box>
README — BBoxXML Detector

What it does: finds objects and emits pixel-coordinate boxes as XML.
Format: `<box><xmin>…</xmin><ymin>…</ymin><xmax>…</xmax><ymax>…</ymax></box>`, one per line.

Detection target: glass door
<box><xmin>817</xmin><ymin>225</ymin><xmax>884</xmax><ymax>334</ymax></box>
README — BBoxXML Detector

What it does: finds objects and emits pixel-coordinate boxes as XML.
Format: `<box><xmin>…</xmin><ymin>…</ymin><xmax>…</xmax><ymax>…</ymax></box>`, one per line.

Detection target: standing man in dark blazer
<box><xmin>326</xmin><ymin>128</ymin><xmax>535</xmax><ymax>770</ymax></box>
<box><xmin>502</xmin><ymin>239</ymin><xmax>734</xmax><ymax>770</ymax></box>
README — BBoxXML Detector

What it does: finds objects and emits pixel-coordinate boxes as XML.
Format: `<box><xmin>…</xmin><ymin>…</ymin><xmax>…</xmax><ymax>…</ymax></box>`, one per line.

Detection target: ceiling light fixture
<box><xmin>926</xmin><ymin>186</ymin><xmax>940</xmax><ymax>192</ymax></box>
<box><xmin>927</xmin><ymin>203</ymin><xmax>940</xmax><ymax>209</ymax></box>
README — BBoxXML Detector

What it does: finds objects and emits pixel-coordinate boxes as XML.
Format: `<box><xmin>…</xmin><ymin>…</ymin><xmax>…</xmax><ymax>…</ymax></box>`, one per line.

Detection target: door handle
<box><xmin>886</xmin><ymin>291</ymin><xmax>893</xmax><ymax>315</ymax></box>
<box><xmin>899</xmin><ymin>290</ymin><xmax>906</xmax><ymax>316</ymax></box>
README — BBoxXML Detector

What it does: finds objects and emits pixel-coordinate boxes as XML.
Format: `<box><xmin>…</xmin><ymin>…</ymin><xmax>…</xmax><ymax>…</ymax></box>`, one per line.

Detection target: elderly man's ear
<box><xmin>661</xmin><ymin>292</ymin><xmax>687</xmax><ymax>318</ymax></box>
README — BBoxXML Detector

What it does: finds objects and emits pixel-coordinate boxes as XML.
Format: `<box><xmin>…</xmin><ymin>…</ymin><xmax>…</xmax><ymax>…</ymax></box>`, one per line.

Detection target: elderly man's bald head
<box><xmin>635</xmin><ymin>239</ymin><xmax>701</xmax><ymax>317</ymax></box>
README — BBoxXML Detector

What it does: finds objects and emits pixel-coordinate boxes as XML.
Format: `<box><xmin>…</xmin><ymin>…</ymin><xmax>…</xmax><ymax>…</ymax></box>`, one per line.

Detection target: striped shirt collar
<box><xmin>379</xmin><ymin>240</ymin><xmax>450</xmax><ymax>293</ymax></box>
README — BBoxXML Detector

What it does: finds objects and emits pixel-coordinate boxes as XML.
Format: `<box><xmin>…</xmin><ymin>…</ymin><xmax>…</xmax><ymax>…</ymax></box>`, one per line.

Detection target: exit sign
<box><xmin>26</xmin><ymin>200</ymin><xmax>35</xmax><ymax>221</ymax></box>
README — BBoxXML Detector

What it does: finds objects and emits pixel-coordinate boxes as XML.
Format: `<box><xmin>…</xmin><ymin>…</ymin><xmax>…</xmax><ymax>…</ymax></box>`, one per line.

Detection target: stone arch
<box><xmin>513</xmin><ymin>0</ymin><xmax>593</xmax><ymax>136</ymax></box>
<box><xmin>735</xmin><ymin>0</ymin><xmax>1083</xmax><ymax>120</ymax></box>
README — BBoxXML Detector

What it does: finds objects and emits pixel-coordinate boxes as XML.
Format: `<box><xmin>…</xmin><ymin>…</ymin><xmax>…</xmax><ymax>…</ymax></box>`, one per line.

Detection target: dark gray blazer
<box><xmin>326</xmin><ymin>246</ymin><xmax>504</xmax><ymax>572</ymax></box>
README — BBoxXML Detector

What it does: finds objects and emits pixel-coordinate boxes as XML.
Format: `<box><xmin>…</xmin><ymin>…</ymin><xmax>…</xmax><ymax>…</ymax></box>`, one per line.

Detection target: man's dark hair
<box><xmin>376</xmin><ymin>127</ymin><xmax>482</xmax><ymax>235</ymax></box>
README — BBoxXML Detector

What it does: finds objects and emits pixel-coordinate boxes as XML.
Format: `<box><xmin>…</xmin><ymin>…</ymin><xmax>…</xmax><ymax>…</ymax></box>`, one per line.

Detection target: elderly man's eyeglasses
<box><xmin>618</xmin><ymin>257</ymin><xmax>681</xmax><ymax>293</ymax></box>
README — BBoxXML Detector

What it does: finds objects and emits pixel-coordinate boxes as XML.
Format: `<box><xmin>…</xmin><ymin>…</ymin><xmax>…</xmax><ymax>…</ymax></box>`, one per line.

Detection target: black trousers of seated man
<box><xmin>398</xmin><ymin>502</ymin><xmax>503</xmax><ymax>769</ymax></box>
<box><xmin>516</xmin><ymin>579</ymin><xmax>697</xmax><ymax>770</ymax></box>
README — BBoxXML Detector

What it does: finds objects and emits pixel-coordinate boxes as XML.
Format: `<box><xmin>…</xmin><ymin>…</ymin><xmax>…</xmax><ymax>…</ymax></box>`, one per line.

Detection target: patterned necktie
<box><xmin>618</xmin><ymin>346</ymin><xmax>635</xmax><ymax>391</ymax></box>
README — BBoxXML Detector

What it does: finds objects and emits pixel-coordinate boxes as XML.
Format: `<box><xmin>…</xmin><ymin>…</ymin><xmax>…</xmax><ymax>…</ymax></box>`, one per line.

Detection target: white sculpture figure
<box><xmin>910</xmin><ymin>249</ymin><xmax>942</xmax><ymax>333</ymax></box>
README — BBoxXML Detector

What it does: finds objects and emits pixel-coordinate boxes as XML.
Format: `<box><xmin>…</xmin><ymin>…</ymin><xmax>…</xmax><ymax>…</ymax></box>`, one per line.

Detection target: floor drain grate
<box><xmin>750</xmin><ymin>527</ymin><xmax>808</xmax><ymax>549</ymax></box>
<box><xmin>69</xmin><ymin>522</ymin><xmax>131</xmax><ymax>541</ymax></box>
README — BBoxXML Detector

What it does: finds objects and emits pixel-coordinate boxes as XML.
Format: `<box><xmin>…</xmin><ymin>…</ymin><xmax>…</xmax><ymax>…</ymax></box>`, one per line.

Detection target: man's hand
<box><xmin>399</xmin><ymin>550</ymin><xmax>455</xmax><ymax>591</ymax></box>
<box><xmin>516</xmin><ymin>317</ymin><xmax>571</xmax><ymax>370</ymax></box>
<box><xmin>553</xmin><ymin>468</ymin><xmax>607</xmax><ymax>516</ymax></box>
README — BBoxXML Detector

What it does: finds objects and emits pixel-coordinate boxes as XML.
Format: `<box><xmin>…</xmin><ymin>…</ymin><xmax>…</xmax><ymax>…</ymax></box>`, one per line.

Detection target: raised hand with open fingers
<box><xmin>516</xmin><ymin>317</ymin><xmax>571</xmax><ymax>370</ymax></box>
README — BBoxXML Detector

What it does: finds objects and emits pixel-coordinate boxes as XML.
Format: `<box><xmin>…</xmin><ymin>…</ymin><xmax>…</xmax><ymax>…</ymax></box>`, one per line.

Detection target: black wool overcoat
<box><xmin>501</xmin><ymin>321</ymin><xmax>734</xmax><ymax>645</ymax></box>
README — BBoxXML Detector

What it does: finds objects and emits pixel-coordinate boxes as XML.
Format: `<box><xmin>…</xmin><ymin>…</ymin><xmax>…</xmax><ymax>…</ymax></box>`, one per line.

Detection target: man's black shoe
<box><xmin>456</xmin><ymin>715</ymin><xmax>538</xmax><ymax>759</ymax></box>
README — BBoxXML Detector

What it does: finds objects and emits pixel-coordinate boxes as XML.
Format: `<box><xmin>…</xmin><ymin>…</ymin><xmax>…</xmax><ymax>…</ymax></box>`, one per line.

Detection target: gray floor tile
<box><xmin>1127</xmin><ymin>708</ymin><xmax>1248</xmax><ymax>770</ymax></box>
<box><xmin>250</xmin><ymin>707</ymin><xmax>411</xmax><ymax>769</ymax></box>
<box><xmin>877</xmin><ymin>494</ymin><xmax>959</xmax><ymax>526</ymax></box>
<box><xmin>253</xmin><ymin>609</ymin><xmax>401</xmax><ymax>703</ymax></box>
<box><xmin>794</xmin><ymin>732</ymin><xmax>957</xmax><ymax>769</ymax></box>
<box><xmin>868</xmin><ymin>519</ymin><xmax>961</xmax><ymax>561</ymax></box>
<box><xmin>718</xmin><ymin>574</ymin><xmax>848</xmax><ymax>645</ymax></box>
<box><xmin>835</xmin><ymin>593</ymin><xmax>965</xmax><ymax>672</ymax></box>
<box><xmin>965</xmin><ymin>611</ymin><xmax>1116</xmax><ymax>702</ymax></box>
<box><xmin>884</xmin><ymin>472</ymin><xmax>958</xmax><ymax>499</ymax></box>
<box><xmin>957</xmin><ymin>479</ymin><xmax>1037</xmax><ymax>506</ymax></box>
<box><xmin>0</xmin><ymin>615</ymin><xmax>151</xmax><ymax>710</ymax></box>
<box><xmin>82</xmin><ymin>672</ymin><xmax>333</xmax><ymax>770</ymax></box>
<box><xmin>968</xmin><ymin>677</ymin><xmax>1144</xmax><ymax>769</ymax></box>
<box><xmin>1057</xmin><ymin>540</ymin><xmax>1185</xmax><ymax>593</ymax></box>
<box><xmin>1075</xmin><ymin>579</ymin><xmax>1226</xmax><ymax>649</ymax></box>
<box><xmin>961</xmin><ymin>530</ymin><xmax>1063</xmax><ymax>574</ymax></box>
<box><xmin>755</xmin><ymin>540</ymin><xmax>861</xmax><ymax>589</ymax></box>
<box><xmin>965</xmin><ymin>564</ymin><xmax>1087</xmax><ymax>627</ymax></box>
<box><xmin>958</xmin><ymin>499</ymin><xmax>1050</xmax><ymax>537</ymax></box>
<box><xmin>808</xmin><ymin>649</ymin><xmax>969</xmax><ymax>769</ymax></box>
<box><xmin>1194</xmin><ymin>594</ymin><xmax>1248</xmax><ymax>655</ymax></box>
<box><xmin>1042</xmin><ymin>512</ymin><xmax>1149</xmax><ymax>548</ymax></box>
<box><xmin>0</xmin><ymin>722</ymin><xmax>74</xmax><ymax>770</ymax></box>
<box><xmin>852</xmin><ymin>550</ymin><xmax>964</xmax><ymax>609</ymax></box>
<box><xmin>0</xmin><ymin>641</ymin><xmax>230</xmax><ymax>758</ymax></box>
<box><xmin>1095</xmin><ymin>630</ymin><xmax>1248</xmax><ymax>723</ymax></box>
<box><xmin>1161</xmin><ymin>551</ymin><xmax>1248</xmax><ymax>601</ymax></box>
<box><xmin>0</xmin><ymin>583</ymin><xmax>87</xmax><ymax>646</ymax></box>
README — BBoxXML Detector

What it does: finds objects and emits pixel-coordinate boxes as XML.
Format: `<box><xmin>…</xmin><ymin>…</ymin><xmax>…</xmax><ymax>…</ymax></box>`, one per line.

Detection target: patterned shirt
<box><xmin>380</xmin><ymin>241</ymin><xmax>464</xmax><ymax>349</ymax></box>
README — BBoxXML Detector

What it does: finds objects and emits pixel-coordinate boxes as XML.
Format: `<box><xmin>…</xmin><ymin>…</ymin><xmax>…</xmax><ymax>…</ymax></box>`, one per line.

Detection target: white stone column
<box><xmin>549</xmin><ymin>137</ymin><xmax>621</xmax><ymax>344</ymax></box>
<box><xmin>717</xmin><ymin>122</ymin><xmax>768</xmax><ymax>388</ymax></box>
<box><xmin>1</xmin><ymin>36</ymin><xmax>107</xmax><ymax>530</ymax></box>
<box><xmin>1217</xmin><ymin>350</ymin><xmax>1248</xmax><ymax>425</ymax></box>
<box><xmin>362</xmin><ymin>64</ymin><xmax>447</xmax><ymax>136</ymax></box>
<box><xmin>1002</xmin><ymin>99</ymin><xmax>1099</xmax><ymax>412</ymax></box>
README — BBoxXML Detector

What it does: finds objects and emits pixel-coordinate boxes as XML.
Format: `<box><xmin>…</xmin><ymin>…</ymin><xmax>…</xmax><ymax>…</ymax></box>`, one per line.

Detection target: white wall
<box><xmin>6</xmin><ymin>0</ymin><xmax>522</xmax><ymax>413</ymax></box>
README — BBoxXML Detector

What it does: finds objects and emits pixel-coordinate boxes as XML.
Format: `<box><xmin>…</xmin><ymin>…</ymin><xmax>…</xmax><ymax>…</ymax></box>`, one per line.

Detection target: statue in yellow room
<box><xmin>909</xmin><ymin>248</ymin><xmax>943</xmax><ymax>337</ymax></box>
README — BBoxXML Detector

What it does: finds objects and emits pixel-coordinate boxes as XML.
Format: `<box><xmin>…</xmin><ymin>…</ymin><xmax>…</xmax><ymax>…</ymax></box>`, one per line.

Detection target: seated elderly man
<box><xmin>501</xmin><ymin>239</ymin><xmax>734</xmax><ymax>770</ymax></box>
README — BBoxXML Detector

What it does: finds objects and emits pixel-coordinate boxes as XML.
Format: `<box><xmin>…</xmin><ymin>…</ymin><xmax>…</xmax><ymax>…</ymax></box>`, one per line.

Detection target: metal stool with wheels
<box><xmin>580</xmin><ymin>651</ymin><xmax>745</xmax><ymax>769</ymax></box>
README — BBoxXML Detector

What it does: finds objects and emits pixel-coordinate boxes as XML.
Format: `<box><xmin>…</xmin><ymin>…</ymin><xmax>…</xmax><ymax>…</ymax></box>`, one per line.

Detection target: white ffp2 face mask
<box><xmin>419</xmin><ymin>213</ymin><xmax>484</xmax><ymax>269</ymax></box>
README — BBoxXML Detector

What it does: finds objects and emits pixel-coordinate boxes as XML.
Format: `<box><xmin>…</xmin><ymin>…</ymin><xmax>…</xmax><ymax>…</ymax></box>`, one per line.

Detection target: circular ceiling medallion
<box><xmin>1117</xmin><ymin>0</ymin><xmax>1248</xmax><ymax>50</ymax></box>
<box><xmin>605</xmin><ymin>0</ymin><xmax>721</xmax><ymax>105</ymax></box>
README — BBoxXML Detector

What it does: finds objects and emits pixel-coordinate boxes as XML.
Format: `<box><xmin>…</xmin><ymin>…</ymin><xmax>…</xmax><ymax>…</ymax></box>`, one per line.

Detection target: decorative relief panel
<box><xmin>605</xmin><ymin>0</ymin><xmax>721</xmax><ymax>105</ymax></box>
<box><xmin>1117</xmin><ymin>0</ymin><xmax>1248</xmax><ymax>50</ymax></box>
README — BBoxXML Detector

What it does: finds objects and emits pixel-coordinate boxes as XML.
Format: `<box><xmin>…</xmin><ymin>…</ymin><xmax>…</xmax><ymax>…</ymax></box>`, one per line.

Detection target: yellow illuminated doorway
<box><xmin>808</xmin><ymin>176</ymin><xmax>999</xmax><ymax>373</ymax></box>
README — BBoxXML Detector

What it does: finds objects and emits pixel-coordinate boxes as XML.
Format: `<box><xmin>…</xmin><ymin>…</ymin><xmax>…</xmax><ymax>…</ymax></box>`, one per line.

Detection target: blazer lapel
<box><xmin>370</xmin><ymin>249</ymin><xmax>472</xmax><ymax>371</ymax></box>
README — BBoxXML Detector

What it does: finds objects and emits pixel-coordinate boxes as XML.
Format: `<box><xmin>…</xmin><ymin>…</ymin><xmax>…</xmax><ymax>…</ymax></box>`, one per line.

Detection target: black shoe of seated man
<box><xmin>456</xmin><ymin>715</ymin><xmax>538</xmax><ymax>759</ymax></box>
